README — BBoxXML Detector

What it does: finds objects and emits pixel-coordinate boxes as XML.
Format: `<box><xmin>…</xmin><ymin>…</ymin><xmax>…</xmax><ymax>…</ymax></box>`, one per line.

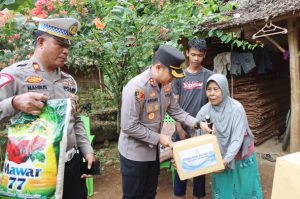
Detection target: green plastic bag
<box><xmin>0</xmin><ymin>99</ymin><xmax>71</xmax><ymax>199</ymax></box>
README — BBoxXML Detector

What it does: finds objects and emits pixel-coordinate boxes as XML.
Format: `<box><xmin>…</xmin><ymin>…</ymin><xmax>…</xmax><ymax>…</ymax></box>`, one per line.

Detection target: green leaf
<box><xmin>14</xmin><ymin>15</ymin><xmax>27</xmax><ymax>28</ymax></box>
<box><xmin>225</xmin><ymin>35</ymin><xmax>232</xmax><ymax>43</ymax></box>
<box><xmin>208</xmin><ymin>28</ymin><xmax>216</xmax><ymax>37</ymax></box>
<box><xmin>236</xmin><ymin>41</ymin><xmax>243</xmax><ymax>47</ymax></box>
<box><xmin>103</xmin><ymin>42</ymin><xmax>112</xmax><ymax>49</ymax></box>
<box><xmin>25</xmin><ymin>22</ymin><xmax>36</xmax><ymax>31</ymax></box>
<box><xmin>220</xmin><ymin>34</ymin><xmax>228</xmax><ymax>42</ymax></box>
<box><xmin>2</xmin><ymin>0</ymin><xmax>15</xmax><ymax>5</ymax></box>
<box><xmin>216</xmin><ymin>30</ymin><xmax>223</xmax><ymax>38</ymax></box>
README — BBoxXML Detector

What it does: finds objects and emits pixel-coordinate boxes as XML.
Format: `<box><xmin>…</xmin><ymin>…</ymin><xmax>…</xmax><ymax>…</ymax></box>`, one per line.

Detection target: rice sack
<box><xmin>0</xmin><ymin>99</ymin><xmax>71</xmax><ymax>199</ymax></box>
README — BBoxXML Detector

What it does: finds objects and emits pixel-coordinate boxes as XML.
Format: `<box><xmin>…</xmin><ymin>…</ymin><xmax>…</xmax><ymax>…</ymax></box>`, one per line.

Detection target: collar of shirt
<box><xmin>30</xmin><ymin>56</ymin><xmax>61</xmax><ymax>82</ymax></box>
<box><xmin>147</xmin><ymin>69</ymin><xmax>159</xmax><ymax>88</ymax></box>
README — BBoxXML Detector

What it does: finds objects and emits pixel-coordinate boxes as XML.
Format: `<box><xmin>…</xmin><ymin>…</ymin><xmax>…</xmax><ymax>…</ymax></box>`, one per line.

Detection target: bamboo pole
<box><xmin>264</xmin><ymin>36</ymin><xmax>286</xmax><ymax>53</ymax></box>
<box><xmin>253</xmin><ymin>27</ymin><xmax>286</xmax><ymax>53</ymax></box>
<box><xmin>287</xmin><ymin>18</ymin><xmax>300</xmax><ymax>152</ymax></box>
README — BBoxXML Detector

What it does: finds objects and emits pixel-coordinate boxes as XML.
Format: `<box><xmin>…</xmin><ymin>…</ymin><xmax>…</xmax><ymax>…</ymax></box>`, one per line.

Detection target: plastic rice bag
<box><xmin>0</xmin><ymin>99</ymin><xmax>71</xmax><ymax>199</ymax></box>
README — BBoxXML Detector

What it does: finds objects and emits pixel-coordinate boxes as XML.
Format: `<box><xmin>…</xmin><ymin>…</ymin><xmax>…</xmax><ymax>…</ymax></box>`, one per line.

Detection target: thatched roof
<box><xmin>198</xmin><ymin>0</ymin><xmax>300</xmax><ymax>31</ymax></box>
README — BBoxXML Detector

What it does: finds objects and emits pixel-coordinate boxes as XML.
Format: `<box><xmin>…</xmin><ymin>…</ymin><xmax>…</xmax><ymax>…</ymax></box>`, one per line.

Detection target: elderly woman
<box><xmin>196</xmin><ymin>74</ymin><xmax>263</xmax><ymax>199</ymax></box>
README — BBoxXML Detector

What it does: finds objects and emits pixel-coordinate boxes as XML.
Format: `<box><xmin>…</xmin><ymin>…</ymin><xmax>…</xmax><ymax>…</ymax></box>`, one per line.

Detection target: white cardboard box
<box><xmin>172</xmin><ymin>134</ymin><xmax>224</xmax><ymax>180</ymax></box>
<box><xmin>272</xmin><ymin>152</ymin><xmax>300</xmax><ymax>199</ymax></box>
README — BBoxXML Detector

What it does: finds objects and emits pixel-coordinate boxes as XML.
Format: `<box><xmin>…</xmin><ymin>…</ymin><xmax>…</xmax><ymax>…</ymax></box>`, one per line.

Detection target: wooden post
<box><xmin>98</xmin><ymin>68</ymin><xmax>105</xmax><ymax>91</ymax></box>
<box><xmin>287</xmin><ymin>18</ymin><xmax>300</xmax><ymax>152</ymax></box>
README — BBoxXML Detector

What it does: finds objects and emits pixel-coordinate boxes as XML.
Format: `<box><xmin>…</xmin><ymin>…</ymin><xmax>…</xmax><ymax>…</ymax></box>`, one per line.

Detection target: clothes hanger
<box><xmin>252</xmin><ymin>21</ymin><xmax>288</xmax><ymax>39</ymax></box>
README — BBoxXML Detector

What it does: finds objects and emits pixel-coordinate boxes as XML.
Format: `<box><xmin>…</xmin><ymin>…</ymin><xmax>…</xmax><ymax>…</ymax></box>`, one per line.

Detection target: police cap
<box><xmin>33</xmin><ymin>17</ymin><xmax>81</xmax><ymax>46</ymax></box>
<box><xmin>154</xmin><ymin>45</ymin><xmax>185</xmax><ymax>78</ymax></box>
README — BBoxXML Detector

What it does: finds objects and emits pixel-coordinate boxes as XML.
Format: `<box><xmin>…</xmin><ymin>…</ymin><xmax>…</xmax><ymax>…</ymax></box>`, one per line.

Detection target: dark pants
<box><xmin>174</xmin><ymin>171</ymin><xmax>206</xmax><ymax>197</ymax></box>
<box><xmin>63</xmin><ymin>153</ymin><xmax>87</xmax><ymax>199</ymax></box>
<box><xmin>120</xmin><ymin>154</ymin><xmax>160</xmax><ymax>199</ymax></box>
<box><xmin>173</xmin><ymin>133</ymin><xmax>206</xmax><ymax>198</ymax></box>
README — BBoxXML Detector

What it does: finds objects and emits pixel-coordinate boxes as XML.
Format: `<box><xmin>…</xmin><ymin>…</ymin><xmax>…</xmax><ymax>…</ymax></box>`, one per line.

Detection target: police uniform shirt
<box><xmin>0</xmin><ymin>56</ymin><xmax>93</xmax><ymax>156</ymax></box>
<box><xmin>118</xmin><ymin>68</ymin><xmax>197</xmax><ymax>162</ymax></box>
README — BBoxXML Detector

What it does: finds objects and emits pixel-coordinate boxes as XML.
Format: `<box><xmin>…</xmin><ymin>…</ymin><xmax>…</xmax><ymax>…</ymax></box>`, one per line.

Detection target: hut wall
<box><xmin>205</xmin><ymin>39</ymin><xmax>291</xmax><ymax>145</ymax></box>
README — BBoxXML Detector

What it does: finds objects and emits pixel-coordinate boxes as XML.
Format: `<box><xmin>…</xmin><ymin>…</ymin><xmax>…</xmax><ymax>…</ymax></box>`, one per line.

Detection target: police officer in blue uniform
<box><xmin>0</xmin><ymin>17</ymin><xmax>95</xmax><ymax>199</ymax></box>
<box><xmin>118</xmin><ymin>45</ymin><xmax>202</xmax><ymax>199</ymax></box>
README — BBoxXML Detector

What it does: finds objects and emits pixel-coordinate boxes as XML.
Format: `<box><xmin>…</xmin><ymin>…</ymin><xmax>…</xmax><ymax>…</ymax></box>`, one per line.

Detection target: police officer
<box><xmin>118</xmin><ymin>45</ymin><xmax>202</xmax><ymax>199</ymax></box>
<box><xmin>0</xmin><ymin>17</ymin><xmax>95</xmax><ymax>199</ymax></box>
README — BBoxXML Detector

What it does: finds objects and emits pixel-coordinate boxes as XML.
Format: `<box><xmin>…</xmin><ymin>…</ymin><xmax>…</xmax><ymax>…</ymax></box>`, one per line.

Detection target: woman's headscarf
<box><xmin>196</xmin><ymin>74</ymin><xmax>254</xmax><ymax>169</ymax></box>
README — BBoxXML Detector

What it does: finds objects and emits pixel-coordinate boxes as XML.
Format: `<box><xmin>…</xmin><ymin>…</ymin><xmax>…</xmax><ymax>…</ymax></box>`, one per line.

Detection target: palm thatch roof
<box><xmin>198</xmin><ymin>0</ymin><xmax>300</xmax><ymax>31</ymax></box>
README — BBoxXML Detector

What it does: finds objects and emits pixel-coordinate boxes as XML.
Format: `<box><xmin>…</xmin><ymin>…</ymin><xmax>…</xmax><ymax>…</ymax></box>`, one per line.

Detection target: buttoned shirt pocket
<box><xmin>145</xmin><ymin>98</ymin><xmax>160</xmax><ymax>122</ymax></box>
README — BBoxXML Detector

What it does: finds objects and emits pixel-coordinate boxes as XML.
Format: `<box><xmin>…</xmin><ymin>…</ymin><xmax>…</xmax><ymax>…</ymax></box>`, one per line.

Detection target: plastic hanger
<box><xmin>252</xmin><ymin>21</ymin><xmax>288</xmax><ymax>39</ymax></box>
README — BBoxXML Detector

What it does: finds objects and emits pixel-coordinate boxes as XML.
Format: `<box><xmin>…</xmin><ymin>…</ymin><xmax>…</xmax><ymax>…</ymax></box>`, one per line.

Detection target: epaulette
<box><xmin>61</xmin><ymin>71</ymin><xmax>71</xmax><ymax>77</ymax></box>
<box><xmin>16</xmin><ymin>60</ymin><xmax>29</xmax><ymax>67</ymax></box>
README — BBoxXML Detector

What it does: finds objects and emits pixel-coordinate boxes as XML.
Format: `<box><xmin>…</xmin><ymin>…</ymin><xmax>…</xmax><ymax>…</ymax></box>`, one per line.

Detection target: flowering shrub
<box><xmin>0</xmin><ymin>8</ymin><xmax>35</xmax><ymax>69</ymax></box>
<box><xmin>0</xmin><ymin>0</ymin><xmax>257</xmax><ymax>112</ymax></box>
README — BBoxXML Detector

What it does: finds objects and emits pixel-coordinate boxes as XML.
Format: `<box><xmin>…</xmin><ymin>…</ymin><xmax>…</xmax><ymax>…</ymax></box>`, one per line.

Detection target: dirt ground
<box><xmin>90</xmin><ymin>137</ymin><xmax>287</xmax><ymax>199</ymax></box>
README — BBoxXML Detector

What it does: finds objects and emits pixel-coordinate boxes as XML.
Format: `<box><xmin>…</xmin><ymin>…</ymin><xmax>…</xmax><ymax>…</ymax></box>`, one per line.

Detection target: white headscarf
<box><xmin>196</xmin><ymin>74</ymin><xmax>254</xmax><ymax>169</ymax></box>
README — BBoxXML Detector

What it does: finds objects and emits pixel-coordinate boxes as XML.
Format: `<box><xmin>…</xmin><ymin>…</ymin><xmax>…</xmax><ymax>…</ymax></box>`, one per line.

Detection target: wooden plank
<box><xmin>288</xmin><ymin>18</ymin><xmax>300</xmax><ymax>152</ymax></box>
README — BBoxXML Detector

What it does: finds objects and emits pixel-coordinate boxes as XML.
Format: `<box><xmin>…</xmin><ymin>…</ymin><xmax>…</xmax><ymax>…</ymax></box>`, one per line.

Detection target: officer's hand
<box><xmin>12</xmin><ymin>92</ymin><xmax>48</xmax><ymax>115</ymax></box>
<box><xmin>196</xmin><ymin>122</ymin><xmax>214</xmax><ymax>134</ymax></box>
<box><xmin>159</xmin><ymin>134</ymin><xmax>173</xmax><ymax>148</ymax></box>
<box><xmin>81</xmin><ymin>153</ymin><xmax>96</xmax><ymax>178</ymax></box>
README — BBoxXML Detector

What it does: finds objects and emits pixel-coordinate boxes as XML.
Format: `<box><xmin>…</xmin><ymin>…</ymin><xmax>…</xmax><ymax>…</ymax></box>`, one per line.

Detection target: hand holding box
<box><xmin>172</xmin><ymin>134</ymin><xmax>224</xmax><ymax>180</ymax></box>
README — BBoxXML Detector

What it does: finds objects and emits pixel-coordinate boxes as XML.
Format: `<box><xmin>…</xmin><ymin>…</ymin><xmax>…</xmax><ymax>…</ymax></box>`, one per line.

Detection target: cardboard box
<box><xmin>272</xmin><ymin>152</ymin><xmax>300</xmax><ymax>199</ymax></box>
<box><xmin>172</xmin><ymin>134</ymin><xmax>224</xmax><ymax>180</ymax></box>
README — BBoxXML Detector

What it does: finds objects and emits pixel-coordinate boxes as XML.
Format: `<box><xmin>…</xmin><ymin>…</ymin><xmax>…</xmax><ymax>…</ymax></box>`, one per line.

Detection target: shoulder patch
<box><xmin>16</xmin><ymin>60</ymin><xmax>29</xmax><ymax>67</ymax></box>
<box><xmin>0</xmin><ymin>73</ymin><xmax>14</xmax><ymax>88</ymax></box>
<box><xmin>163</xmin><ymin>84</ymin><xmax>172</xmax><ymax>93</ymax></box>
<box><xmin>61</xmin><ymin>71</ymin><xmax>71</xmax><ymax>77</ymax></box>
<box><xmin>61</xmin><ymin>71</ymin><xmax>78</xmax><ymax>93</ymax></box>
<box><xmin>135</xmin><ymin>88</ymin><xmax>145</xmax><ymax>101</ymax></box>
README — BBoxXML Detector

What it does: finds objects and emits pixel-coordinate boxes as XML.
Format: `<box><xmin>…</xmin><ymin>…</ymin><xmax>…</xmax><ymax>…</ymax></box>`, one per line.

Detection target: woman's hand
<box><xmin>223</xmin><ymin>160</ymin><xmax>228</xmax><ymax>168</ymax></box>
<box><xmin>200</xmin><ymin>122</ymin><xmax>214</xmax><ymax>134</ymax></box>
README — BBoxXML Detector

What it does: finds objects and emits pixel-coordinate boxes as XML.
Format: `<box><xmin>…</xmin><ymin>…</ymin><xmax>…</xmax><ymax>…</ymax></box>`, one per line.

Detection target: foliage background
<box><xmin>0</xmin><ymin>0</ymin><xmax>259</xmax><ymax>133</ymax></box>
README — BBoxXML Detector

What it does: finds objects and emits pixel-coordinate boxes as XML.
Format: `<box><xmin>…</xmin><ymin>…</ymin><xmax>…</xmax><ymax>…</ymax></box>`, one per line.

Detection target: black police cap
<box><xmin>154</xmin><ymin>45</ymin><xmax>185</xmax><ymax>78</ymax></box>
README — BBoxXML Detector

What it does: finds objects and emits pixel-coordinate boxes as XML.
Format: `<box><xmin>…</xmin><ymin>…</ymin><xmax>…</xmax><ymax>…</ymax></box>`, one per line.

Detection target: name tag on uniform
<box><xmin>147</xmin><ymin>98</ymin><xmax>158</xmax><ymax>103</ymax></box>
<box><xmin>27</xmin><ymin>85</ymin><xmax>48</xmax><ymax>90</ymax></box>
